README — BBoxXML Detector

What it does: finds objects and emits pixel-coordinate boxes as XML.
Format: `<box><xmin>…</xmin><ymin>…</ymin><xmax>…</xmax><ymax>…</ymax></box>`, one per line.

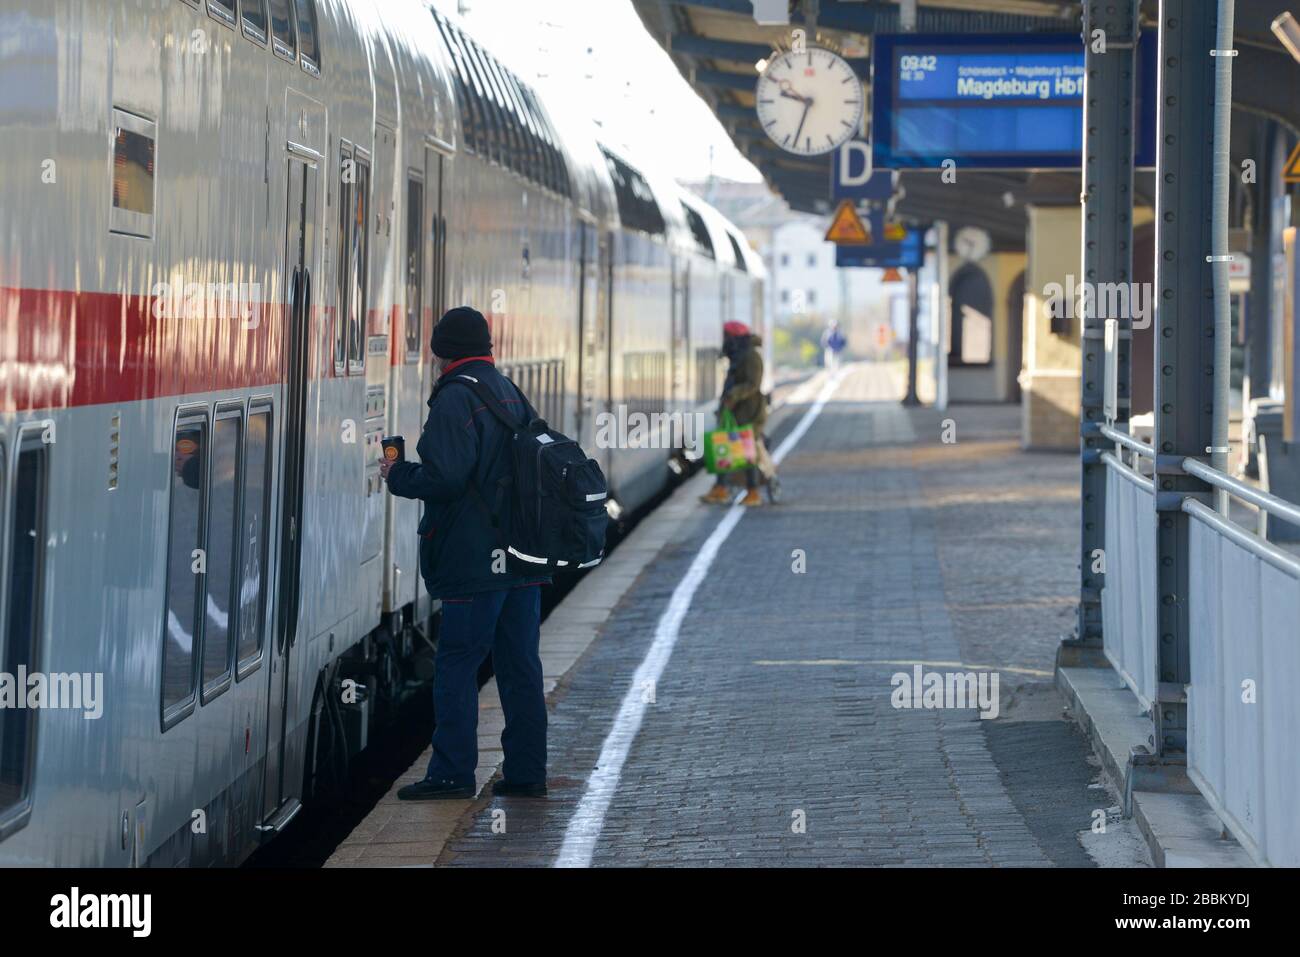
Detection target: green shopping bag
<box><xmin>703</xmin><ymin>409</ymin><xmax>757</xmax><ymax>475</ymax></box>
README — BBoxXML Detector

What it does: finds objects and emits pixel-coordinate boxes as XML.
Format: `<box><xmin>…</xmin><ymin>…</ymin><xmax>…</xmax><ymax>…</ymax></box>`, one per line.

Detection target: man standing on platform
<box><xmin>381</xmin><ymin>307</ymin><xmax>550</xmax><ymax>800</ymax></box>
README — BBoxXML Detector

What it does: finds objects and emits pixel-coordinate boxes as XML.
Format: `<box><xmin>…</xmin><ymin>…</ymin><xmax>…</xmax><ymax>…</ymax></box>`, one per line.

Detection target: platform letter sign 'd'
<box><xmin>832</xmin><ymin>140</ymin><xmax>894</xmax><ymax>201</ymax></box>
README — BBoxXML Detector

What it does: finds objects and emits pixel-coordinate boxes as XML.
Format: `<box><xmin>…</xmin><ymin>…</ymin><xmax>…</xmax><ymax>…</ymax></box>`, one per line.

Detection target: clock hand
<box><xmin>778</xmin><ymin>79</ymin><xmax>812</xmax><ymax>104</ymax></box>
<box><xmin>793</xmin><ymin>98</ymin><xmax>812</xmax><ymax>144</ymax></box>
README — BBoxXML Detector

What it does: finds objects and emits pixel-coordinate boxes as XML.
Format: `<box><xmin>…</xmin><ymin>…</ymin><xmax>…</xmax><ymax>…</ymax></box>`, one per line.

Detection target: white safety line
<box><xmin>554</xmin><ymin>368</ymin><xmax>846</xmax><ymax>867</ymax></box>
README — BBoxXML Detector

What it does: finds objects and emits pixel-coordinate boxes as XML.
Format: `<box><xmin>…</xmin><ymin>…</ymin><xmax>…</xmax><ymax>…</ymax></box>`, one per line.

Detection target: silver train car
<box><xmin>0</xmin><ymin>0</ymin><xmax>765</xmax><ymax>866</ymax></box>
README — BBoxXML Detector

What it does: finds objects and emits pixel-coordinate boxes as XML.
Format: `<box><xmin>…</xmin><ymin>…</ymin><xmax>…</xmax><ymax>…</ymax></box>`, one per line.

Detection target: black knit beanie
<box><xmin>431</xmin><ymin>306</ymin><xmax>492</xmax><ymax>359</ymax></box>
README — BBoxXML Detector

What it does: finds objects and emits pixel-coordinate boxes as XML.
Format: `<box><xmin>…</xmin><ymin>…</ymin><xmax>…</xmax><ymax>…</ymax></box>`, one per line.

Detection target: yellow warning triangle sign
<box><xmin>825</xmin><ymin>200</ymin><xmax>872</xmax><ymax>245</ymax></box>
<box><xmin>1285</xmin><ymin>142</ymin><xmax>1300</xmax><ymax>184</ymax></box>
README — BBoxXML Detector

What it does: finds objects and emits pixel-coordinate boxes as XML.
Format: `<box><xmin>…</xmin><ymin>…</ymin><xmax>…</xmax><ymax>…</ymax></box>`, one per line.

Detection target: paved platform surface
<box><xmin>329</xmin><ymin>363</ymin><xmax>1149</xmax><ymax>868</ymax></box>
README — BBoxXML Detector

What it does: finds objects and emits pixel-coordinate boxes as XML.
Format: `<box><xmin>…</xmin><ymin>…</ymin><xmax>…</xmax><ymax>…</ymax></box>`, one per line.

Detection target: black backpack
<box><xmin>446</xmin><ymin>374</ymin><xmax>608</xmax><ymax>573</ymax></box>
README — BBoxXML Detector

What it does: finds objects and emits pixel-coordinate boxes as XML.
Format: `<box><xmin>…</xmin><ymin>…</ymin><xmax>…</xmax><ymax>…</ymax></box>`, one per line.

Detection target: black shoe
<box><xmin>397</xmin><ymin>778</ymin><xmax>475</xmax><ymax>801</ymax></box>
<box><xmin>491</xmin><ymin>779</ymin><xmax>548</xmax><ymax>798</ymax></box>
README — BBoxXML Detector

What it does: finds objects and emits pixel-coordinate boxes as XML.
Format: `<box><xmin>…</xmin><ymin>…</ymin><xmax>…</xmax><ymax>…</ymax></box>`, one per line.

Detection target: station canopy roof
<box><xmin>631</xmin><ymin>0</ymin><xmax>1300</xmax><ymax>252</ymax></box>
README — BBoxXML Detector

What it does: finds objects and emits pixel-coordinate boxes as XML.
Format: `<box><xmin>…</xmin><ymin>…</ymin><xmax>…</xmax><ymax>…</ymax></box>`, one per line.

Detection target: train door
<box><xmin>671</xmin><ymin>256</ymin><xmax>689</xmax><ymax>412</ymax></box>
<box><xmin>385</xmin><ymin>147</ymin><xmax>444</xmax><ymax>615</ymax></box>
<box><xmin>264</xmin><ymin>147</ymin><xmax>318</xmax><ymax>826</ymax></box>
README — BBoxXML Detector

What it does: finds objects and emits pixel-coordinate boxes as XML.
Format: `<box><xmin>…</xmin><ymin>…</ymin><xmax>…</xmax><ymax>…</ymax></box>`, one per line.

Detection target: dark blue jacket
<box><xmin>386</xmin><ymin>359</ymin><xmax>550</xmax><ymax>599</ymax></box>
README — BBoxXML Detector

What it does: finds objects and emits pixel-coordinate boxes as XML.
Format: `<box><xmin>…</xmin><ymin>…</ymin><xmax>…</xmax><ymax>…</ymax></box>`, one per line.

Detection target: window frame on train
<box><xmin>0</xmin><ymin>426</ymin><xmax>50</xmax><ymax>843</ymax></box>
<box><xmin>727</xmin><ymin>232</ymin><xmax>749</xmax><ymax>273</ymax></box>
<box><xmin>433</xmin><ymin>13</ymin><xmax>483</xmax><ymax>157</ymax></box>
<box><xmin>240</xmin><ymin>0</ymin><xmax>269</xmax><ymax>46</ymax></box>
<box><xmin>293</xmin><ymin>0</ymin><xmax>321</xmax><ymax>77</ymax></box>
<box><xmin>681</xmin><ymin>202</ymin><xmax>716</xmax><ymax>260</ymax></box>
<box><xmin>600</xmin><ymin>146</ymin><xmax>665</xmax><ymax>237</ymax></box>
<box><xmin>347</xmin><ymin>150</ymin><xmax>372</xmax><ymax>376</ymax></box>
<box><xmin>109</xmin><ymin>108</ymin><xmax>157</xmax><ymax>241</ymax></box>
<box><xmin>334</xmin><ymin>140</ymin><xmax>354</xmax><ymax>376</ymax></box>
<box><xmin>199</xmin><ymin>402</ymin><xmax>245</xmax><ymax>705</ymax></box>
<box><xmin>161</xmin><ymin>406</ymin><xmax>211</xmax><ymax>732</ymax></box>
<box><xmin>500</xmin><ymin>67</ymin><xmax>545</xmax><ymax>186</ymax></box>
<box><xmin>478</xmin><ymin>49</ymin><xmax>525</xmax><ymax>175</ymax></box>
<box><xmin>267</xmin><ymin>0</ymin><xmax>297</xmax><ymax>64</ymax></box>
<box><xmin>405</xmin><ymin>172</ymin><xmax>425</xmax><ymax>364</ymax></box>
<box><xmin>235</xmin><ymin>398</ymin><xmax>273</xmax><ymax>680</ymax></box>
<box><xmin>206</xmin><ymin>0</ymin><xmax>237</xmax><ymax>29</ymax></box>
<box><xmin>453</xmin><ymin>28</ymin><xmax>505</xmax><ymax>168</ymax></box>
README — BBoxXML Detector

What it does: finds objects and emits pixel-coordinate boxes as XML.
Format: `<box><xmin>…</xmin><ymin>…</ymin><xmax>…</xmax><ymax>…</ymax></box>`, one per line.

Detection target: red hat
<box><xmin>723</xmin><ymin>321</ymin><xmax>752</xmax><ymax>337</ymax></box>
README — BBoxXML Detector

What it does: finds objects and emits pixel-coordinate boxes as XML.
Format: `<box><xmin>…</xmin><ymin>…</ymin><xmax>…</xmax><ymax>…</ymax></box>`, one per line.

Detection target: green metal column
<box><xmin>1150</xmin><ymin>0</ymin><xmax>1222</xmax><ymax>760</ymax></box>
<box><xmin>1071</xmin><ymin>0</ymin><xmax>1139</xmax><ymax>658</ymax></box>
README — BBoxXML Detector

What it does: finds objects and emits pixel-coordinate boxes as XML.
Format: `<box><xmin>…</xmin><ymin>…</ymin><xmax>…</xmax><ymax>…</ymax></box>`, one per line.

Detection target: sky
<box><xmin>428</xmin><ymin>0</ymin><xmax>764</xmax><ymax>184</ymax></box>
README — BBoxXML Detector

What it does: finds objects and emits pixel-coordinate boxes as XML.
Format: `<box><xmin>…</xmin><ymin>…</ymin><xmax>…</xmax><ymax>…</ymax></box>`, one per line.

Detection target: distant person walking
<box><xmin>381</xmin><ymin>307</ymin><xmax>550</xmax><ymax>800</ymax></box>
<box><xmin>701</xmin><ymin>320</ymin><xmax>769</xmax><ymax>507</ymax></box>
<box><xmin>821</xmin><ymin>318</ymin><xmax>847</xmax><ymax>373</ymax></box>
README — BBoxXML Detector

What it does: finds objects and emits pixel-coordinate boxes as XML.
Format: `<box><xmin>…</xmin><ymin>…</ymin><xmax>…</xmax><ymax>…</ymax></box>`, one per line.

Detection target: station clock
<box><xmin>755</xmin><ymin>47</ymin><xmax>865</xmax><ymax>157</ymax></box>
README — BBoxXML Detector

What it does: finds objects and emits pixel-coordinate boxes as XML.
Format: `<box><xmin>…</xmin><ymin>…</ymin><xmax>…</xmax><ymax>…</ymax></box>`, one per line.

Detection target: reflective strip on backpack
<box><xmin>585</xmin><ymin>492</ymin><xmax>606</xmax><ymax>502</ymax></box>
<box><xmin>507</xmin><ymin>545</ymin><xmax>549</xmax><ymax>565</ymax></box>
<box><xmin>577</xmin><ymin>557</ymin><xmax>603</xmax><ymax>569</ymax></box>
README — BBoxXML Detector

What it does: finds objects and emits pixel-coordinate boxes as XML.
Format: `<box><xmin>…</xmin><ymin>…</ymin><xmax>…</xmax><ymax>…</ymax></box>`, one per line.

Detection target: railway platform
<box><xmin>327</xmin><ymin>362</ymin><xmax>1151</xmax><ymax>868</ymax></box>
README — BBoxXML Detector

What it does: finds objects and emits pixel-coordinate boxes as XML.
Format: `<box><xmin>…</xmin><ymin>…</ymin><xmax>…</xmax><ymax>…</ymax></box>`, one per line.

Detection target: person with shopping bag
<box><xmin>701</xmin><ymin>320</ymin><xmax>772</xmax><ymax>507</ymax></box>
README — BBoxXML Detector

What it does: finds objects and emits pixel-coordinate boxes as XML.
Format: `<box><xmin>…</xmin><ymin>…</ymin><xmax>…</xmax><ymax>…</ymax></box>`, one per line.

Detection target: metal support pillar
<box><xmin>903</xmin><ymin>270</ymin><xmax>921</xmax><ymax>406</ymax></box>
<box><xmin>1245</xmin><ymin>123</ymin><xmax>1282</xmax><ymax>405</ymax></box>
<box><xmin>1149</xmin><ymin>0</ymin><xmax>1223</xmax><ymax>761</ymax></box>
<box><xmin>1070</xmin><ymin>0</ymin><xmax>1139</xmax><ymax>658</ymax></box>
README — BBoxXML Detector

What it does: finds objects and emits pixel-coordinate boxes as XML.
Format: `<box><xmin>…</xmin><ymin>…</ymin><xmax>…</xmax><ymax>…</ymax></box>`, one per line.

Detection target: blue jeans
<box><xmin>426</xmin><ymin>586</ymin><xmax>546</xmax><ymax>787</ymax></box>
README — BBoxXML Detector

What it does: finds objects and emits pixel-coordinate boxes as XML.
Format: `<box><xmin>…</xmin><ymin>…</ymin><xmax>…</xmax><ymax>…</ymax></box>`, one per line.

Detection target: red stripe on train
<box><xmin>0</xmin><ymin>286</ymin><xmax>283</xmax><ymax>414</ymax></box>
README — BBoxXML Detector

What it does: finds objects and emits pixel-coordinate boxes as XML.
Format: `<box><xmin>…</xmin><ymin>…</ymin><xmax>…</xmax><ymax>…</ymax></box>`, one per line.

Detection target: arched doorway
<box><xmin>949</xmin><ymin>263</ymin><xmax>995</xmax><ymax>368</ymax></box>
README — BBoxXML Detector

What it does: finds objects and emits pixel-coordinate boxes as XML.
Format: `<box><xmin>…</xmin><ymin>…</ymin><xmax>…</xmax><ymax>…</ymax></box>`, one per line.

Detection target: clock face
<box><xmin>756</xmin><ymin>48</ymin><xmax>865</xmax><ymax>157</ymax></box>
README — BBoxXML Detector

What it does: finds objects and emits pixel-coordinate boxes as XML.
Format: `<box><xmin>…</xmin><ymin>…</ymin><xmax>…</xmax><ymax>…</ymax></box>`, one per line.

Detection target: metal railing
<box><xmin>1097</xmin><ymin>423</ymin><xmax>1300</xmax><ymax>865</ymax></box>
<box><xmin>1099</xmin><ymin>446</ymin><xmax>1156</xmax><ymax>710</ymax></box>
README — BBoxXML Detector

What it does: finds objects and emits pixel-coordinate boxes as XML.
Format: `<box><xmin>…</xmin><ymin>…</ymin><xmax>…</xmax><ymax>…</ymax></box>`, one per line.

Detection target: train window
<box><xmin>526</xmin><ymin>87</ymin><xmax>570</xmax><ymax>196</ymax></box>
<box><xmin>293</xmin><ymin>0</ymin><xmax>320</xmax><ymax>76</ymax></box>
<box><xmin>501</xmin><ymin>67</ymin><xmax>544</xmax><ymax>184</ymax></box>
<box><xmin>481</xmin><ymin>53</ymin><xmax>524</xmax><ymax>174</ymax></box>
<box><xmin>405</xmin><ymin>176</ymin><xmax>424</xmax><ymax>362</ymax></box>
<box><xmin>432</xmin><ymin>14</ymin><xmax>481</xmax><ymax>155</ymax></box>
<box><xmin>162</xmin><ymin>411</ymin><xmax>208</xmax><ymax>727</ymax></box>
<box><xmin>236</xmin><ymin>403</ymin><xmax>272</xmax><ymax>674</ymax></box>
<box><xmin>681</xmin><ymin>203</ymin><xmax>715</xmax><ymax>259</ymax></box>
<box><xmin>268</xmin><ymin>0</ymin><xmax>296</xmax><ymax>61</ymax></box>
<box><xmin>335</xmin><ymin>144</ymin><xmax>352</xmax><ymax>374</ymax></box>
<box><xmin>347</xmin><ymin>157</ymin><xmax>371</xmax><ymax>375</ymax></box>
<box><xmin>241</xmin><ymin>0</ymin><xmax>268</xmax><ymax>44</ymax></box>
<box><xmin>600</xmin><ymin>147</ymin><xmax>664</xmax><ymax>236</ymax></box>
<box><xmin>200</xmin><ymin>409</ymin><xmax>241</xmax><ymax>700</ymax></box>
<box><xmin>457</xmin><ymin>33</ymin><xmax>504</xmax><ymax>167</ymax></box>
<box><xmin>207</xmin><ymin>0</ymin><xmax>236</xmax><ymax>26</ymax></box>
<box><xmin>727</xmin><ymin>232</ymin><xmax>749</xmax><ymax>273</ymax></box>
<box><xmin>506</xmin><ymin>73</ymin><xmax>543</xmax><ymax>185</ymax></box>
<box><xmin>110</xmin><ymin>109</ymin><xmax>156</xmax><ymax>239</ymax></box>
<box><xmin>519</xmin><ymin>85</ymin><xmax>556</xmax><ymax>190</ymax></box>
<box><xmin>0</xmin><ymin>435</ymin><xmax>47</xmax><ymax>835</ymax></box>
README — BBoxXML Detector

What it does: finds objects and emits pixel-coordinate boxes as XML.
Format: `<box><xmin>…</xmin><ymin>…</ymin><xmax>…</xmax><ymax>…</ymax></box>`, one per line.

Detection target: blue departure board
<box><xmin>871</xmin><ymin>33</ymin><xmax>1156</xmax><ymax>170</ymax></box>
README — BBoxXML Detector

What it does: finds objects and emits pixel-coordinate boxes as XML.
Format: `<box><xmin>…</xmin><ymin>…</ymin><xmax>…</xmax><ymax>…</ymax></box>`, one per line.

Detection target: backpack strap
<box><xmin>440</xmin><ymin>373</ymin><xmax>529</xmax><ymax>544</ymax></box>
<box><xmin>444</xmin><ymin>373</ymin><xmax>533</xmax><ymax>432</ymax></box>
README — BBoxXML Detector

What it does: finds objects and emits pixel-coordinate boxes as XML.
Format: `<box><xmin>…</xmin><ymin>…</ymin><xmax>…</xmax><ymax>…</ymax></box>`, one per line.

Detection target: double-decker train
<box><xmin>0</xmin><ymin>0</ymin><xmax>765</xmax><ymax>865</ymax></box>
